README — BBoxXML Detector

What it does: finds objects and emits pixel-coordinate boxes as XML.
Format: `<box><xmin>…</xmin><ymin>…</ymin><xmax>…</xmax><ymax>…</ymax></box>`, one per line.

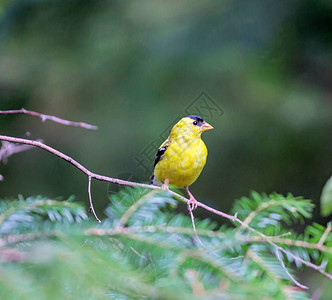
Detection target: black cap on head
<box><xmin>186</xmin><ymin>115</ymin><xmax>204</xmax><ymax>126</ymax></box>
<box><xmin>187</xmin><ymin>115</ymin><xmax>204</xmax><ymax>122</ymax></box>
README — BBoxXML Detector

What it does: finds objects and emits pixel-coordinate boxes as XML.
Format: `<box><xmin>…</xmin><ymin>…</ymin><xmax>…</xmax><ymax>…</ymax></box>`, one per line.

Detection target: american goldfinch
<box><xmin>150</xmin><ymin>115</ymin><xmax>213</xmax><ymax>210</ymax></box>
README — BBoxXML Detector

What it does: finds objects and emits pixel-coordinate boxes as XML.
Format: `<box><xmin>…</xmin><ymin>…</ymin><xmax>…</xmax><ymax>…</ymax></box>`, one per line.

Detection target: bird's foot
<box><xmin>161</xmin><ymin>184</ymin><xmax>169</xmax><ymax>191</ymax></box>
<box><xmin>187</xmin><ymin>196</ymin><xmax>198</xmax><ymax>211</ymax></box>
<box><xmin>185</xmin><ymin>186</ymin><xmax>198</xmax><ymax>211</ymax></box>
<box><xmin>161</xmin><ymin>179</ymin><xmax>169</xmax><ymax>191</ymax></box>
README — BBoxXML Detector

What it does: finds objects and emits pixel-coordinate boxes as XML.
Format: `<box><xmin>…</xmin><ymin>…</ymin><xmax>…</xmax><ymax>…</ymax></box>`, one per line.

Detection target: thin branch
<box><xmin>239</xmin><ymin>219</ymin><xmax>332</xmax><ymax>281</ymax></box>
<box><xmin>0</xmin><ymin>108</ymin><xmax>98</xmax><ymax>130</ymax></box>
<box><xmin>199</xmin><ymin>202</ymin><xmax>332</xmax><ymax>283</ymax></box>
<box><xmin>275</xmin><ymin>248</ymin><xmax>309</xmax><ymax>290</ymax></box>
<box><xmin>88</xmin><ymin>176</ymin><xmax>101</xmax><ymax>223</ymax></box>
<box><xmin>0</xmin><ymin>141</ymin><xmax>35</xmax><ymax>163</ymax></box>
<box><xmin>188</xmin><ymin>206</ymin><xmax>207</xmax><ymax>248</ymax></box>
<box><xmin>0</xmin><ymin>134</ymin><xmax>331</xmax><ymax>284</ymax></box>
<box><xmin>276</xmin><ymin>243</ymin><xmax>332</xmax><ymax>280</ymax></box>
<box><xmin>85</xmin><ymin>225</ymin><xmax>220</xmax><ymax>237</ymax></box>
<box><xmin>86</xmin><ymin>225</ymin><xmax>332</xmax><ymax>254</ymax></box>
<box><xmin>318</xmin><ymin>224</ymin><xmax>331</xmax><ymax>247</ymax></box>
<box><xmin>0</xmin><ymin>135</ymin><xmax>159</xmax><ymax>190</ymax></box>
<box><xmin>250</xmin><ymin>236</ymin><xmax>332</xmax><ymax>254</ymax></box>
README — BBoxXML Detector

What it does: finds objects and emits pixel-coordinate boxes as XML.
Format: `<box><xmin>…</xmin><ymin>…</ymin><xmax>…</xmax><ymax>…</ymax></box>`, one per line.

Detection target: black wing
<box><xmin>154</xmin><ymin>141</ymin><xmax>170</xmax><ymax>167</ymax></box>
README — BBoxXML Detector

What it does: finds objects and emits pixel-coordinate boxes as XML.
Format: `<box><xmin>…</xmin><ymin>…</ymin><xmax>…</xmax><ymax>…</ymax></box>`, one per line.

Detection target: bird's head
<box><xmin>170</xmin><ymin>115</ymin><xmax>214</xmax><ymax>141</ymax></box>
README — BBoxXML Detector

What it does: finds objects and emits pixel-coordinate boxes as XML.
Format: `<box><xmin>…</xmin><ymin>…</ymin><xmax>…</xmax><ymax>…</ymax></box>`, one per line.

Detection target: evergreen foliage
<box><xmin>0</xmin><ymin>189</ymin><xmax>331</xmax><ymax>299</ymax></box>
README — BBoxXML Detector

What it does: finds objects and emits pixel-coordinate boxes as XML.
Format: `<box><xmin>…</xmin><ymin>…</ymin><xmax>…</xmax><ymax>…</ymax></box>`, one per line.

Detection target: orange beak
<box><xmin>200</xmin><ymin>122</ymin><xmax>214</xmax><ymax>132</ymax></box>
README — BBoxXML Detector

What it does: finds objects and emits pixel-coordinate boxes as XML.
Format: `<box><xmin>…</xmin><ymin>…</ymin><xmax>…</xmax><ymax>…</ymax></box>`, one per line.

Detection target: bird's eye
<box><xmin>193</xmin><ymin>121</ymin><xmax>198</xmax><ymax>125</ymax></box>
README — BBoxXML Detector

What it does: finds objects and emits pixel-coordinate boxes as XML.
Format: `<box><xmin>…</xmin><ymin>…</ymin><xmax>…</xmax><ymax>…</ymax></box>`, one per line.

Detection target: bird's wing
<box><xmin>154</xmin><ymin>140</ymin><xmax>171</xmax><ymax>167</ymax></box>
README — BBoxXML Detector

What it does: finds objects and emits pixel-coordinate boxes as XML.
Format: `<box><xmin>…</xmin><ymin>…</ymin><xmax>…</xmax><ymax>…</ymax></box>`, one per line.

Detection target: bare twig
<box><xmin>88</xmin><ymin>176</ymin><xmax>101</xmax><ymax>223</ymax></box>
<box><xmin>250</xmin><ymin>236</ymin><xmax>332</xmax><ymax>253</ymax></box>
<box><xmin>0</xmin><ymin>134</ymin><xmax>331</xmax><ymax>285</ymax></box>
<box><xmin>86</xmin><ymin>226</ymin><xmax>332</xmax><ymax>254</ymax></box>
<box><xmin>0</xmin><ymin>108</ymin><xmax>98</xmax><ymax>130</ymax></box>
<box><xmin>188</xmin><ymin>206</ymin><xmax>207</xmax><ymax>248</ymax></box>
<box><xmin>0</xmin><ymin>135</ymin><xmax>158</xmax><ymax>191</ymax></box>
<box><xmin>276</xmin><ymin>243</ymin><xmax>332</xmax><ymax>280</ymax></box>
<box><xmin>0</xmin><ymin>141</ymin><xmax>35</xmax><ymax>163</ymax></box>
<box><xmin>275</xmin><ymin>248</ymin><xmax>309</xmax><ymax>290</ymax></box>
<box><xmin>238</xmin><ymin>216</ymin><xmax>332</xmax><ymax>281</ymax></box>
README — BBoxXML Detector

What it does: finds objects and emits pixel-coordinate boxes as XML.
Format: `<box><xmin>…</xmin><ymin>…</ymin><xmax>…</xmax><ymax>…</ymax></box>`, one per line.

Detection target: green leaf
<box><xmin>321</xmin><ymin>175</ymin><xmax>332</xmax><ymax>216</ymax></box>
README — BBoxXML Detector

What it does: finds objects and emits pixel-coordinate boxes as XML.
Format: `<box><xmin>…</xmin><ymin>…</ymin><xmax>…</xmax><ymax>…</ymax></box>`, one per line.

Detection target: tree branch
<box><xmin>88</xmin><ymin>176</ymin><xmax>101</xmax><ymax>223</ymax></box>
<box><xmin>0</xmin><ymin>134</ymin><xmax>331</xmax><ymax>285</ymax></box>
<box><xmin>188</xmin><ymin>206</ymin><xmax>207</xmax><ymax>248</ymax></box>
<box><xmin>275</xmin><ymin>248</ymin><xmax>308</xmax><ymax>290</ymax></box>
<box><xmin>0</xmin><ymin>108</ymin><xmax>98</xmax><ymax>130</ymax></box>
<box><xmin>0</xmin><ymin>141</ymin><xmax>35</xmax><ymax>163</ymax></box>
<box><xmin>250</xmin><ymin>236</ymin><xmax>332</xmax><ymax>254</ymax></box>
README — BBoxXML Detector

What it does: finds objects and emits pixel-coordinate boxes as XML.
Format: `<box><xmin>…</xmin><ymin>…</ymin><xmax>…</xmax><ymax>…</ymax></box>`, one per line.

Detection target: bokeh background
<box><xmin>0</xmin><ymin>0</ymin><xmax>331</xmax><ymax>226</ymax></box>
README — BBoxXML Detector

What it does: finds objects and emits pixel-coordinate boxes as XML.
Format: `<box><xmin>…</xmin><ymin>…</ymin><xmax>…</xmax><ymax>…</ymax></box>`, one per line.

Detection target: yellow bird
<box><xmin>150</xmin><ymin>115</ymin><xmax>213</xmax><ymax>210</ymax></box>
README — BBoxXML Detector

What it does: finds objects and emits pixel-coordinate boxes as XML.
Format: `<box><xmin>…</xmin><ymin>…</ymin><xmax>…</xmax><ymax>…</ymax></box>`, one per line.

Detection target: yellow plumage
<box><xmin>151</xmin><ymin>115</ymin><xmax>213</xmax><ymax>209</ymax></box>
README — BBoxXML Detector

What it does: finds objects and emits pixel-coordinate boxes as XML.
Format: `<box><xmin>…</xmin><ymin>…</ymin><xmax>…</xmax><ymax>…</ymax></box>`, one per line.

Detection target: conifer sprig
<box><xmin>0</xmin><ymin>190</ymin><xmax>330</xmax><ymax>299</ymax></box>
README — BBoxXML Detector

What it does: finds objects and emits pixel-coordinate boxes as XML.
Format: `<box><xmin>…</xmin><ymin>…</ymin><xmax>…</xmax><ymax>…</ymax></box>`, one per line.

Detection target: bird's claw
<box><xmin>188</xmin><ymin>197</ymin><xmax>198</xmax><ymax>211</ymax></box>
<box><xmin>161</xmin><ymin>179</ymin><xmax>170</xmax><ymax>191</ymax></box>
<box><xmin>161</xmin><ymin>184</ymin><xmax>169</xmax><ymax>191</ymax></box>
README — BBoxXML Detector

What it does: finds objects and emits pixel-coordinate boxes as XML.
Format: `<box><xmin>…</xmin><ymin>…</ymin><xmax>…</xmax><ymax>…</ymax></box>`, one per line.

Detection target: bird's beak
<box><xmin>200</xmin><ymin>122</ymin><xmax>214</xmax><ymax>132</ymax></box>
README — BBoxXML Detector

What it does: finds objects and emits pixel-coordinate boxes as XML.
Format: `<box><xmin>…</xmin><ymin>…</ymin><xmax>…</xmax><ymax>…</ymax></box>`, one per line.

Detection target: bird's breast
<box><xmin>154</xmin><ymin>139</ymin><xmax>208</xmax><ymax>187</ymax></box>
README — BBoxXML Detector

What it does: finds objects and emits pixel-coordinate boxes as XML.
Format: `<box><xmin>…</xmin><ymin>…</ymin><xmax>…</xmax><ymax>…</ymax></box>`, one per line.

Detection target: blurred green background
<box><xmin>0</xmin><ymin>0</ymin><xmax>331</xmax><ymax>223</ymax></box>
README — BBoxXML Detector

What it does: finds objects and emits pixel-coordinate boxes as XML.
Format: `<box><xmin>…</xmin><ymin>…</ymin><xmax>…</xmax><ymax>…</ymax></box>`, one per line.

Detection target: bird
<box><xmin>150</xmin><ymin>115</ymin><xmax>213</xmax><ymax>210</ymax></box>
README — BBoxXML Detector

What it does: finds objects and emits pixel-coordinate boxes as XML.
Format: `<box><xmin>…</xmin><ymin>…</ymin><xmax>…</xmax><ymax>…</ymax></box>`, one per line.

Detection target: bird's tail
<box><xmin>150</xmin><ymin>174</ymin><xmax>157</xmax><ymax>185</ymax></box>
